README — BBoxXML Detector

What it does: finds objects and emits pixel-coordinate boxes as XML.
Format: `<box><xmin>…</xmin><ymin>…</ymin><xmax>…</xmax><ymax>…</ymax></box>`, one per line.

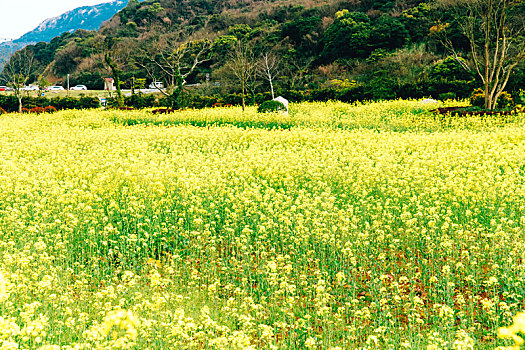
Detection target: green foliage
<box><xmin>370</xmin><ymin>14</ymin><xmax>409</xmax><ymax>50</ymax></box>
<box><xmin>367</xmin><ymin>69</ymin><xmax>397</xmax><ymax>100</ymax></box>
<box><xmin>281</xmin><ymin>16</ymin><xmax>321</xmax><ymax>44</ymax></box>
<box><xmin>4</xmin><ymin>0</ymin><xmax>523</xmax><ymax>108</ymax></box>
<box><xmin>439</xmin><ymin>92</ymin><xmax>456</xmax><ymax>101</ymax></box>
<box><xmin>212</xmin><ymin>35</ymin><xmax>238</xmax><ymax>62</ymax></box>
<box><xmin>365</xmin><ymin>48</ymin><xmax>393</xmax><ymax>63</ymax></box>
<box><xmin>0</xmin><ymin>95</ymin><xmax>100</xmax><ymax>112</ymax></box>
<box><xmin>227</xmin><ymin>24</ymin><xmax>253</xmax><ymax>40</ymax></box>
<box><xmin>125</xmin><ymin>93</ymin><xmax>157</xmax><ymax>109</ymax></box>
<box><xmin>321</xmin><ymin>11</ymin><xmax>372</xmax><ymax>60</ymax></box>
<box><xmin>400</xmin><ymin>3</ymin><xmax>433</xmax><ymax>43</ymax></box>
<box><xmin>497</xmin><ymin>91</ymin><xmax>514</xmax><ymax>109</ymax></box>
<box><xmin>71</xmin><ymin>71</ymin><xmax>104</xmax><ymax>90</ymax></box>
<box><xmin>257</xmin><ymin>100</ymin><xmax>286</xmax><ymax>113</ymax></box>
<box><xmin>470</xmin><ymin>88</ymin><xmax>485</xmax><ymax>108</ymax></box>
<box><xmin>430</xmin><ymin>57</ymin><xmax>474</xmax><ymax>82</ymax></box>
<box><xmin>134</xmin><ymin>78</ymin><xmax>146</xmax><ymax>90</ymax></box>
<box><xmin>518</xmin><ymin>89</ymin><xmax>525</xmax><ymax>105</ymax></box>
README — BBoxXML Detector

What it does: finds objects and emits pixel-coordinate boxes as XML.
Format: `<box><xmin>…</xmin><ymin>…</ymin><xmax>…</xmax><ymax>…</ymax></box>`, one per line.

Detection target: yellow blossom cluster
<box><xmin>498</xmin><ymin>312</ymin><xmax>525</xmax><ymax>350</ymax></box>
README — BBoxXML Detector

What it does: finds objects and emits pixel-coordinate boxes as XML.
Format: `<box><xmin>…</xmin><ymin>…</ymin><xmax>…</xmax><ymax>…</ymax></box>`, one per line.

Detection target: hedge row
<box><xmin>0</xmin><ymin>95</ymin><xmax>100</xmax><ymax>113</ymax></box>
<box><xmin>0</xmin><ymin>79</ymin><xmax>481</xmax><ymax>113</ymax></box>
<box><xmin>174</xmin><ymin>80</ymin><xmax>477</xmax><ymax>109</ymax></box>
<box><xmin>172</xmin><ymin>80</ymin><xmax>478</xmax><ymax>109</ymax></box>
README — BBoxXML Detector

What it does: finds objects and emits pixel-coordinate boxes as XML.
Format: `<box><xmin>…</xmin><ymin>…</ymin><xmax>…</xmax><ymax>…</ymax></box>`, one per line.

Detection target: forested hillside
<box><xmin>3</xmin><ymin>0</ymin><xmax>525</xmax><ymax>105</ymax></box>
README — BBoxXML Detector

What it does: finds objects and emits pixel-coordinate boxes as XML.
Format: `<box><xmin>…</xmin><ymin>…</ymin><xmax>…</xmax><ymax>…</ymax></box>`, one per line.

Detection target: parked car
<box><xmin>0</xmin><ymin>86</ymin><xmax>13</xmax><ymax>91</ymax></box>
<box><xmin>21</xmin><ymin>85</ymin><xmax>39</xmax><ymax>91</ymax></box>
<box><xmin>47</xmin><ymin>86</ymin><xmax>65</xmax><ymax>91</ymax></box>
<box><xmin>148</xmin><ymin>81</ymin><xmax>164</xmax><ymax>89</ymax></box>
<box><xmin>70</xmin><ymin>85</ymin><xmax>87</xmax><ymax>90</ymax></box>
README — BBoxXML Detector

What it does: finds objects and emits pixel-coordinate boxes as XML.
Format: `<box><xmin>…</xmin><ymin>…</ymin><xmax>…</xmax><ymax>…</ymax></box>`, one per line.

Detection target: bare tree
<box><xmin>88</xmin><ymin>36</ymin><xmax>136</xmax><ymax>107</ymax></box>
<box><xmin>283</xmin><ymin>49</ymin><xmax>314</xmax><ymax>90</ymax></box>
<box><xmin>437</xmin><ymin>0</ymin><xmax>525</xmax><ymax>109</ymax></box>
<box><xmin>136</xmin><ymin>37</ymin><xmax>211</xmax><ymax>108</ymax></box>
<box><xmin>101</xmin><ymin>37</ymin><xmax>130</xmax><ymax>107</ymax></box>
<box><xmin>1</xmin><ymin>49</ymin><xmax>34</xmax><ymax>113</ymax></box>
<box><xmin>224</xmin><ymin>42</ymin><xmax>256</xmax><ymax>111</ymax></box>
<box><xmin>257</xmin><ymin>52</ymin><xmax>280</xmax><ymax>99</ymax></box>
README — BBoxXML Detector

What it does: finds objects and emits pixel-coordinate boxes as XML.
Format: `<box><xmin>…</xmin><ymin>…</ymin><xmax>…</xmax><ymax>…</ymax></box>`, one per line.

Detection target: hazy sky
<box><xmin>0</xmin><ymin>0</ymin><xmax>113</xmax><ymax>41</ymax></box>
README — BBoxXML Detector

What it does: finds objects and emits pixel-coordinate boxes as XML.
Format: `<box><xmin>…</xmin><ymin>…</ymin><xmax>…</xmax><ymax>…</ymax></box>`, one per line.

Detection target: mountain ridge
<box><xmin>13</xmin><ymin>0</ymin><xmax>131</xmax><ymax>44</ymax></box>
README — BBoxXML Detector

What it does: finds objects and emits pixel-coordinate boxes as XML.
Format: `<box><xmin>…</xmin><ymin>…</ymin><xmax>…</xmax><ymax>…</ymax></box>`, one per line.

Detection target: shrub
<box><xmin>0</xmin><ymin>95</ymin><xmax>100</xmax><ymax>112</ymax></box>
<box><xmin>337</xmin><ymin>84</ymin><xmax>372</xmax><ymax>102</ymax></box>
<box><xmin>53</xmin><ymin>97</ymin><xmax>79</xmax><ymax>110</ymax></box>
<box><xmin>44</xmin><ymin>106</ymin><xmax>57</xmax><ymax>113</ymax></box>
<box><xmin>0</xmin><ymin>95</ymin><xmax>19</xmax><ymax>112</ymax></box>
<box><xmin>30</xmin><ymin>107</ymin><xmax>45</xmax><ymax>114</ymax></box>
<box><xmin>78</xmin><ymin>96</ymin><xmax>100</xmax><ymax>109</ymax></box>
<box><xmin>21</xmin><ymin>108</ymin><xmax>30</xmax><ymax>114</ymax></box>
<box><xmin>439</xmin><ymin>92</ymin><xmax>456</xmax><ymax>101</ymax></box>
<box><xmin>497</xmin><ymin>91</ymin><xmax>513</xmax><ymax>109</ymax></box>
<box><xmin>125</xmin><ymin>93</ymin><xmax>157</xmax><ymax>109</ymax></box>
<box><xmin>308</xmin><ymin>88</ymin><xmax>337</xmax><ymax>102</ymax></box>
<box><xmin>471</xmin><ymin>89</ymin><xmax>514</xmax><ymax>109</ymax></box>
<box><xmin>257</xmin><ymin>100</ymin><xmax>286</xmax><ymax>113</ymax></box>
<box><xmin>470</xmin><ymin>88</ymin><xmax>485</xmax><ymax>108</ymax></box>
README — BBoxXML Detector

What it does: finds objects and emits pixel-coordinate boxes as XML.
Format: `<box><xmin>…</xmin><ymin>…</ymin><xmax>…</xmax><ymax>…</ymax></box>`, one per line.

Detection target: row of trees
<box><xmin>0</xmin><ymin>34</ymin><xmax>281</xmax><ymax>113</ymax></box>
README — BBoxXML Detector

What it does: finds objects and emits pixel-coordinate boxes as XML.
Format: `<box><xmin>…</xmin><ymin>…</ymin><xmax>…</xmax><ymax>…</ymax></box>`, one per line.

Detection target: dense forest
<box><xmin>2</xmin><ymin>0</ymin><xmax>525</xmax><ymax>106</ymax></box>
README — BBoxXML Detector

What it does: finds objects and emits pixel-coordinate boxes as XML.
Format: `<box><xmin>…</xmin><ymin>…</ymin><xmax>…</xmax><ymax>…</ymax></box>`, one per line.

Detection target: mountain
<box><xmin>13</xmin><ymin>0</ymin><xmax>130</xmax><ymax>44</ymax></box>
<box><xmin>0</xmin><ymin>0</ymin><xmax>145</xmax><ymax>69</ymax></box>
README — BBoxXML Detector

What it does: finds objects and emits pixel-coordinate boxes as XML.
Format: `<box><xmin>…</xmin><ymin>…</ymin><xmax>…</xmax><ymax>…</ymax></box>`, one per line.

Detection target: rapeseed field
<box><xmin>1</xmin><ymin>101</ymin><xmax>525</xmax><ymax>349</ymax></box>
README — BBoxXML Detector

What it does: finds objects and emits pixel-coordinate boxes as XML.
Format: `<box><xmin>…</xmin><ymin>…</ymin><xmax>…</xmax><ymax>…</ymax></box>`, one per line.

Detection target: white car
<box><xmin>47</xmin><ymin>86</ymin><xmax>65</xmax><ymax>91</ymax></box>
<box><xmin>148</xmin><ymin>81</ymin><xmax>164</xmax><ymax>89</ymax></box>
<box><xmin>70</xmin><ymin>85</ymin><xmax>87</xmax><ymax>90</ymax></box>
<box><xmin>21</xmin><ymin>85</ymin><xmax>39</xmax><ymax>91</ymax></box>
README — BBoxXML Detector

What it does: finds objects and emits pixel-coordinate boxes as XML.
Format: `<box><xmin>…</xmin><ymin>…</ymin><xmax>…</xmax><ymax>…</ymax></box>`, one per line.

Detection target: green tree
<box><xmin>429</xmin><ymin>56</ymin><xmax>475</xmax><ymax>82</ymax></box>
<box><xmin>321</xmin><ymin>11</ymin><xmax>372</xmax><ymax>60</ymax></box>
<box><xmin>281</xmin><ymin>16</ymin><xmax>321</xmax><ymax>44</ymax></box>
<box><xmin>370</xmin><ymin>15</ymin><xmax>409</xmax><ymax>50</ymax></box>
<box><xmin>211</xmin><ymin>35</ymin><xmax>238</xmax><ymax>64</ymax></box>
<box><xmin>227</xmin><ymin>24</ymin><xmax>253</xmax><ymax>40</ymax></box>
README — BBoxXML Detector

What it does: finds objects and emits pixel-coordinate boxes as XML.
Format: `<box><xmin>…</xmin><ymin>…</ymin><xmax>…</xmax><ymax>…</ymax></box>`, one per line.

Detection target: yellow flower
<box><xmin>0</xmin><ymin>271</ymin><xmax>9</xmax><ymax>302</ymax></box>
<box><xmin>100</xmin><ymin>309</ymin><xmax>141</xmax><ymax>341</ymax></box>
<box><xmin>498</xmin><ymin>312</ymin><xmax>525</xmax><ymax>349</ymax></box>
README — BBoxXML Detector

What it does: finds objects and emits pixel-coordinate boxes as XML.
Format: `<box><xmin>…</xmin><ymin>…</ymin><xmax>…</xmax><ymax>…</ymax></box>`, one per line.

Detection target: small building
<box><xmin>104</xmin><ymin>78</ymin><xmax>115</xmax><ymax>91</ymax></box>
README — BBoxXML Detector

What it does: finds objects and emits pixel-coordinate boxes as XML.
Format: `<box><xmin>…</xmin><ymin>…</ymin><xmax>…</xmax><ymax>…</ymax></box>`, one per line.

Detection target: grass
<box><xmin>0</xmin><ymin>100</ymin><xmax>524</xmax><ymax>349</ymax></box>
